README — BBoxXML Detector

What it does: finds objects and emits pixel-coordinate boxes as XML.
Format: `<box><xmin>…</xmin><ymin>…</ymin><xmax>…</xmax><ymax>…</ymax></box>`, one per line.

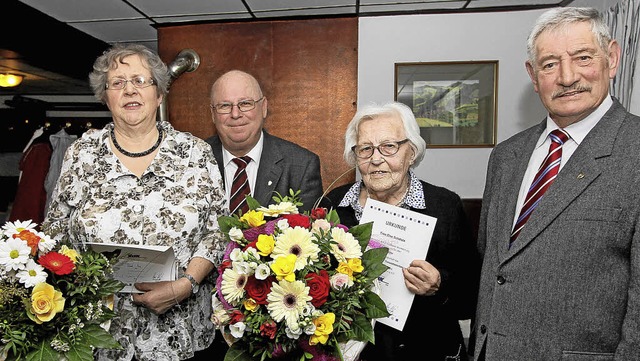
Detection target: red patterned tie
<box><xmin>229</xmin><ymin>156</ymin><xmax>252</xmax><ymax>215</ymax></box>
<box><xmin>510</xmin><ymin>129</ymin><xmax>569</xmax><ymax>245</ymax></box>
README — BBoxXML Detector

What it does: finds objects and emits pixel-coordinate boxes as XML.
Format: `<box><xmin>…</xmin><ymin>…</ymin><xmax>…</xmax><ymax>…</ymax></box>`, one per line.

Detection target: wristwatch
<box><xmin>181</xmin><ymin>273</ymin><xmax>200</xmax><ymax>294</ymax></box>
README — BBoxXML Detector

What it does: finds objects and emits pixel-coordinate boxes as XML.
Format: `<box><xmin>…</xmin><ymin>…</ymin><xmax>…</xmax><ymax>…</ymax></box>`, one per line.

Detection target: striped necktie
<box><xmin>510</xmin><ymin>129</ymin><xmax>569</xmax><ymax>245</ymax></box>
<box><xmin>229</xmin><ymin>156</ymin><xmax>252</xmax><ymax>215</ymax></box>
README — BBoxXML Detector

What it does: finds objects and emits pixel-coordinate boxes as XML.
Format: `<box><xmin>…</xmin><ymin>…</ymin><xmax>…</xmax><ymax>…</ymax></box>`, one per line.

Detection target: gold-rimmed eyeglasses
<box><xmin>106</xmin><ymin>76</ymin><xmax>156</xmax><ymax>90</ymax></box>
<box><xmin>352</xmin><ymin>139</ymin><xmax>410</xmax><ymax>159</ymax></box>
<box><xmin>211</xmin><ymin>97</ymin><xmax>264</xmax><ymax>114</ymax></box>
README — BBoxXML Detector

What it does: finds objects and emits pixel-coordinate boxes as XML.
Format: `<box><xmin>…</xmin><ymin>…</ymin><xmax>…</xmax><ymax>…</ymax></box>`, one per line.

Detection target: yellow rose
<box><xmin>60</xmin><ymin>245</ymin><xmax>80</xmax><ymax>263</ymax></box>
<box><xmin>337</xmin><ymin>262</ymin><xmax>354</xmax><ymax>280</ymax></box>
<box><xmin>256</xmin><ymin>234</ymin><xmax>275</xmax><ymax>256</ymax></box>
<box><xmin>243</xmin><ymin>298</ymin><xmax>259</xmax><ymax>312</ymax></box>
<box><xmin>270</xmin><ymin>254</ymin><xmax>297</xmax><ymax>282</ymax></box>
<box><xmin>347</xmin><ymin>258</ymin><xmax>364</xmax><ymax>273</ymax></box>
<box><xmin>309</xmin><ymin>312</ymin><xmax>335</xmax><ymax>345</ymax></box>
<box><xmin>240</xmin><ymin>210</ymin><xmax>266</xmax><ymax>228</ymax></box>
<box><xmin>29</xmin><ymin>282</ymin><xmax>65</xmax><ymax>324</ymax></box>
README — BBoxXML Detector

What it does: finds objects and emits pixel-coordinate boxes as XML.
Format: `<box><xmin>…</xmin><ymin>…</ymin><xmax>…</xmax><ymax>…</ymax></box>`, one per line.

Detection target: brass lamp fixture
<box><xmin>0</xmin><ymin>73</ymin><xmax>24</xmax><ymax>87</ymax></box>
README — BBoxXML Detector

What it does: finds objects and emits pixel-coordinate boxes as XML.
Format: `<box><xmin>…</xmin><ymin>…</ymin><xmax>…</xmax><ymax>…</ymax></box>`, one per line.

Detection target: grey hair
<box><xmin>343</xmin><ymin>102</ymin><xmax>426</xmax><ymax>167</ymax></box>
<box><xmin>527</xmin><ymin>7</ymin><xmax>612</xmax><ymax>65</ymax></box>
<box><xmin>89</xmin><ymin>43</ymin><xmax>170</xmax><ymax>103</ymax></box>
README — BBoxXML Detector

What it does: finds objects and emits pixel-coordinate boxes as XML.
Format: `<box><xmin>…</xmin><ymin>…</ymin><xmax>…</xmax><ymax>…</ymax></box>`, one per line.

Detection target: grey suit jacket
<box><xmin>206</xmin><ymin>131</ymin><xmax>323</xmax><ymax>213</ymax></box>
<box><xmin>471</xmin><ymin>100</ymin><xmax>640</xmax><ymax>361</ymax></box>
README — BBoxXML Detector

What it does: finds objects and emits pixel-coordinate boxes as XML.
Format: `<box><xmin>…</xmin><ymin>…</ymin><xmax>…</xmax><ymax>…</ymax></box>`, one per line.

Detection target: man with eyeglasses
<box><xmin>205</xmin><ymin>70</ymin><xmax>323</xmax><ymax>216</ymax></box>
<box><xmin>204</xmin><ymin>69</ymin><xmax>323</xmax><ymax>359</ymax></box>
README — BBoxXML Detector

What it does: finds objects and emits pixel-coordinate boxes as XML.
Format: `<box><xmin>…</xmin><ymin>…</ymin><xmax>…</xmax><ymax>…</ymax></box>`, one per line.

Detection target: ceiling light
<box><xmin>0</xmin><ymin>74</ymin><xmax>24</xmax><ymax>88</ymax></box>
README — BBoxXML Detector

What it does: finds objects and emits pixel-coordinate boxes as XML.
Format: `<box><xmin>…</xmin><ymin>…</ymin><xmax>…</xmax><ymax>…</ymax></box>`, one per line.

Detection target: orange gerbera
<box><xmin>38</xmin><ymin>252</ymin><xmax>75</xmax><ymax>275</ymax></box>
<box><xmin>14</xmin><ymin>229</ymin><xmax>41</xmax><ymax>256</ymax></box>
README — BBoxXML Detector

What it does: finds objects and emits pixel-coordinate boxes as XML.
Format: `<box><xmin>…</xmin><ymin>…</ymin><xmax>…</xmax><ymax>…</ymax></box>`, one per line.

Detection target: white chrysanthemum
<box><xmin>329</xmin><ymin>227</ymin><xmax>362</xmax><ymax>262</ymax></box>
<box><xmin>34</xmin><ymin>231</ymin><xmax>57</xmax><ymax>253</ymax></box>
<box><xmin>220</xmin><ymin>268</ymin><xmax>248</xmax><ymax>305</ymax></box>
<box><xmin>229</xmin><ymin>227</ymin><xmax>244</xmax><ymax>242</ymax></box>
<box><xmin>16</xmin><ymin>259</ymin><xmax>47</xmax><ymax>288</ymax></box>
<box><xmin>2</xmin><ymin>220</ymin><xmax>37</xmax><ymax>238</ymax></box>
<box><xmin>257</xmin><ymin>201</ymin><xmax>299</xmax><ymax>217</ymax></box>
<box><xmin>267</xmin><ymin>280</ymin><xmax>312</xmax><ymax>329</ymax></box>
<box><xmin>254</xmin><ymin>263</ymin><xmax>271</xmax><ymax>280</ymax></box>
<box><xmin>272</xmin><ymin>227</ymin><xmax>319</xmax><ymax>270</ymax></box>
<box><xmin>229</xmin><ymin>321</ymin><xmax>246</xmax><ymax>338</ymax></box>
<box><xmin>0</xmin><ymin>238</ymin><xmax>32</xmax><ymax>271</ymax></box>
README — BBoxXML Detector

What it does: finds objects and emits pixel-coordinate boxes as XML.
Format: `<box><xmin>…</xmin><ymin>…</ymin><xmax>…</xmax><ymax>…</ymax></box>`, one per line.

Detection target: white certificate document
<box><xmin>86</xmin><ymin>243</ymin><xmax>178</xmax><ymax>293</ymax></box>
<box><xmin>360</xmin><ymin>198</ymin><xmax>437</xmax><ymax>331</ymax></box>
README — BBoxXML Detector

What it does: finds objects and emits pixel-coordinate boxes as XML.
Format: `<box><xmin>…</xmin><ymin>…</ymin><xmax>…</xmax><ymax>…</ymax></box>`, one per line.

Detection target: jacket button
<box><xmin>497</xmin><ymin>275</ymin><xmax>506</xmax><ymax>285</ymax></box>
<box><xmin>480</xmin><ymin>325</ymin><xmax>487</xmax><ymax>334</ymax></box>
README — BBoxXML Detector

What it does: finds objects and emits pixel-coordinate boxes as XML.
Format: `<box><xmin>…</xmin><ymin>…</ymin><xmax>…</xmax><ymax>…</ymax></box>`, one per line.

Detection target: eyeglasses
<box><xmin>352</xmin><ymin>139</ymin><xmax>410</xmax><ymax>159</ymax></box>
<box><xmin>106</xmin><ymin>76</ymin><xmax>156</xmax><ymax>90</ymax></box>
<box><xmin>211</xmin><ymin>97</ymin><xmax>264</xmax><ymax>114</ymax></box>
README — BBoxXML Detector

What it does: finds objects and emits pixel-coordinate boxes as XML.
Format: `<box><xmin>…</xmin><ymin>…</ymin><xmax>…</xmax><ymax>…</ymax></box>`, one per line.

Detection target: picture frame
<box><xmin>395</xmin><ymin>61</ymin><xmax>498</xmax><ymax>148</ymax></box>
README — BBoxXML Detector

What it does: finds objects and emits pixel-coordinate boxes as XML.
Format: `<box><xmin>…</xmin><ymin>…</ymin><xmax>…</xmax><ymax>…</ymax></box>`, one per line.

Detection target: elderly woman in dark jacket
<box><xmin>321</xmin><ymin>102</ymin><xmax>480</xmax><ymax>361</ymax></box>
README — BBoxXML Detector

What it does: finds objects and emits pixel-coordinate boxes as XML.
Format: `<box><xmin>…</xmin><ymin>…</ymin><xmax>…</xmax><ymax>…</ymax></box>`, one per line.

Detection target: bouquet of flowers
<box><xmin>212</xmin><ymin>191</ymin><xmax>390</xmax><ymax>361</ymax></box>
<box><xmin>0</xmin><ymin>220</ymin><xmax>124</xmax><ymax>361</ymax></box>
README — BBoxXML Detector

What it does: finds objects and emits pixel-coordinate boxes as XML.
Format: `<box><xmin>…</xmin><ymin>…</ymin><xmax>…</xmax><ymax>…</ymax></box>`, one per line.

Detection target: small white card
<box><xmin>360</xmin><ymin>198</ymin><xmax>437</xmax><ymax>331</ymax></box>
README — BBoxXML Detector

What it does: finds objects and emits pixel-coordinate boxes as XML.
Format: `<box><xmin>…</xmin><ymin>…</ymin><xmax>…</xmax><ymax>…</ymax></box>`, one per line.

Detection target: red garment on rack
<box><xmin>9</xmin><ymin>141</ymin><xmax>52</xmax><ymax>224</ymax></box>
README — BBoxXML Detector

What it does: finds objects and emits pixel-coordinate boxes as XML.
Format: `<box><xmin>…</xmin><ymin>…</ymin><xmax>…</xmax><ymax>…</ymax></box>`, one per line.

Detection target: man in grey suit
<box><xmin>203</xmin><ymin>70</ymin><xmax>323</xmax><ymax>360</ymax></box>
<box><xmin>471</xmin><ymin>7</ymin><xmax>640</xmax><ymax>361</ymax></box>
<box><xmin>205</xmin><ymin>70</ymin><xmax>323</xmax><ymax>214</ymax></box>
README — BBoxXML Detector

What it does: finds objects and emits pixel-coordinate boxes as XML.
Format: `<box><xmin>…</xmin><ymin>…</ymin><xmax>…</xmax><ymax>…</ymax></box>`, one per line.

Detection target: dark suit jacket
<box><xmin>322</xmin><ymin>180</ymin><xmax>480</xmax><ymax>361</ymax></box>
<box><xmin>471</xmin><ymin>99</ymin><xmax>640</xmax><ymax>360</ymax></box>
<box><xmin>206</xmin><ymin>131</ymin><xmax>323</xmax><ymax>213</ymax></box>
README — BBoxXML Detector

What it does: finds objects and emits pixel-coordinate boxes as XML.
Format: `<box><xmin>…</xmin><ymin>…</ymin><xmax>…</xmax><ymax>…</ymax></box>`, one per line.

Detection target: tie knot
<box><xmin>550</xmin><ymin>129</ymin><xmax>569</xmax><ymax>145</ymax></box>
<box><xmin>232</xmin><ymin>156</ymin><xmax>251</xmax><ymax>168</ymax></box>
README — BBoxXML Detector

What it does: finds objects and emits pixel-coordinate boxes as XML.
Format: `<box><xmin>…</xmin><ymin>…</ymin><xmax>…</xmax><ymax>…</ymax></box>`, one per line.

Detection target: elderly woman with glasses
<box><xmin>321</xmin><ymin>101</ymin><xmax>480</xmax><ymax>361</ymax></box>
<box><xmin>42</xmin><ymin>43</ymin><xmax>227</xmax><ymax>361</ymax></box>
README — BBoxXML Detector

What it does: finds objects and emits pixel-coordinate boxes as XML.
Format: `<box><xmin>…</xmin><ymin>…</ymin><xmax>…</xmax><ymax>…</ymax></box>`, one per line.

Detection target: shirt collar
<box><xmin>338</xmin><ymin>170</ymin><xmax>426</xmax><ymax>212</ymax></box>
<box><xmin>542</xmin><ymin>94</ymin><xmax>613</xmax><ymax>147</ymax></box>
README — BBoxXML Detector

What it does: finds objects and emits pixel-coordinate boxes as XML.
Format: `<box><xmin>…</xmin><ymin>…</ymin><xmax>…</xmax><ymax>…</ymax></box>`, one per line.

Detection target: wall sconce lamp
<box><xmin>0</xmin><ymin>73</ymin><xmax>24</xmax><ymax>88</ymax></box>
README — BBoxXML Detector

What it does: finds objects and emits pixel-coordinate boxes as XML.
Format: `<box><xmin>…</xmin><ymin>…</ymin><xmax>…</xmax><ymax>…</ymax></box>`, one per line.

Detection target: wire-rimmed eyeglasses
<box><xmin>210</xmin><ymin>97</ymin><xmax>264</xmax><ymax>114</ymax></box>
<box><xmin>105</xmin><ymin>76</ymin><xmax>156</xmax><ymax>90</ymax></box>
<box><xmin>351</xmin><ymin>139</ymin><xmax>410</xmax><ymax>159</ymax></box>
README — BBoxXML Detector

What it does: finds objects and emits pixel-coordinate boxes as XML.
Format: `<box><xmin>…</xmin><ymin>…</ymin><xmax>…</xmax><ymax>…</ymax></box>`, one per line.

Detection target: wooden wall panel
<box><xmin>157</xmin><ymin>17</ymin><xmax>358</xmax><ymax>195</ymax></box>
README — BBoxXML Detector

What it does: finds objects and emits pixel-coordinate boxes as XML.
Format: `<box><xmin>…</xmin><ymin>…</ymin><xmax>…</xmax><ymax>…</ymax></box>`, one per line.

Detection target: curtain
<box><xmin>605</xmin><ymin>0</ymin><xmax>640</xmax><ymax>112</ymax></box>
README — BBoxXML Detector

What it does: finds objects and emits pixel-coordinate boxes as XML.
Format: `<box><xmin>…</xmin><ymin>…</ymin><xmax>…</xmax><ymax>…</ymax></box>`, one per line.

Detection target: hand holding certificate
<box><xmin>360</xmin><ymin>198</ymin><xmax>437</xmax><ymax>331</ymax></box>
<box><xmin>85</xmin><ymin>243</ymin><xmax>178</xmax><ymax>293</ymax></box>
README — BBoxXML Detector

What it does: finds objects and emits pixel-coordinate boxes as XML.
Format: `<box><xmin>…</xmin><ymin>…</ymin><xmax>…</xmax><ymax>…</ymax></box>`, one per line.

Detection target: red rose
<box><xmin>282</xmin><ymin>214</ymin><xmax>311</xmax><ymax>229</ymax></box>
<box><xmin>260</xmin><ymin>320</ymin><xmax>278</xmax><ymax>339</ymax></box>
<box><xmin>305</xmin><ymin>270</ymin><xmax>330</xmax><ymax>307</ymax></box>
<box><xmin>245</xmin><ymin>275</ymin><xmax>274</xmax><ymax>304</ymax></box>
<box><xmin>310</xmin><ymin>207</ymin><xmax>327</xmax><ymax>220</ymax></box>
<box><xmin>230</xmin><ymin>309</ymin><xmax>244</xmax><ymax>324</ymax></box>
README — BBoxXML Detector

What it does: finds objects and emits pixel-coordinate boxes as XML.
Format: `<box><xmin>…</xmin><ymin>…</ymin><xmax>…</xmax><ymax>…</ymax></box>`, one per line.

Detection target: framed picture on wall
<box><xmin>395</xmin><ymin>61</ymin><xmax>498</xmax><ymax>148</ymax></box>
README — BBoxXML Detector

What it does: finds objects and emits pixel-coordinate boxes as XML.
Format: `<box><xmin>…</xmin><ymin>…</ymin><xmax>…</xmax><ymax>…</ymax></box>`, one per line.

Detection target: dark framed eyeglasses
<box><xmin>210</xmin><ymin>97</ymin><xmax>264</xmax><ymax>114</ymax></box>
<box><xmin>106</xmin><ymin>76</ymin><xmax>156</xmax><ymax>90</ymax></box>
<box><xmin>352</xmin><ymin>139</ymin><xmax>410</xmax><ymax>159</ymax></box>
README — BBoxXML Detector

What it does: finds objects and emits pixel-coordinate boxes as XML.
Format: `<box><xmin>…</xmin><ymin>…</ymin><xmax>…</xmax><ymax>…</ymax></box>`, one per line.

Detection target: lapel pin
<box><xmin>577</xmin><ymin>173</ymin><xmax>585</xmax><ymax>179</ymax></box>
<box><xmin>268</xmin><ymin>181</ymin><xmax>272</xmax><ymax>186</ymax></box>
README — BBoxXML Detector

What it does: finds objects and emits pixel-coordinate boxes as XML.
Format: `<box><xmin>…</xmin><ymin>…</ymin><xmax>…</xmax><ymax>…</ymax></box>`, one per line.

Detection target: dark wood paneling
<box><xmin>158</xmin><ymin>17</ymin><xmax>358</xmax><ymax>192</ymax></box>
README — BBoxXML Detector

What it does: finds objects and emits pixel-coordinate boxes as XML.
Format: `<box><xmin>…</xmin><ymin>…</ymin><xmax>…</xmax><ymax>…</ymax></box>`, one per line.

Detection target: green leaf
<box><xmin>79</xmin><ymin>324</ymin><xmax>122</xmax><ymax>349</ymax></box>
<box><xmin>246</xmin><ymin>195</ymin><xmax>261</xmax><ymax>211</ymax></box>
<box><xmin>349</xmin><ymin>222</ymin><xmax>373</xmax><ymax>250</ymax></box>
<box><xmin>218</xmin><ymin>215</ymin><xmax>243</xmax><ymax>237</ymax></box>
<box><xmin>362</xmin><ymin>291</ymin><xmax>390</xmax><ymax>319</ymax></box>
<box><xmin>361</xmin><ymin>247</ymin><xmax>389</xmax><ymax>281</ymax></box>
<box><xmin>326</xmin><ymin>208</ymin><xmax>340</xmax><ymax>225</ymax></box>
<box><xmin>348</xmin><ymin>313</ymin><xmax>375</xmax><ymax>343</ymax></box>
<box><xmin>63</xmin><ymin>342</ymin><xmax>94</xmax><ymax>361</ymax></box>
<box><xmin>25</xmin><ymin>341</ymin><xmax>59</xmax><ymax>361</ymax></box>
<box><xmin>224</xmin><ymin>343</ymin><xmax>255</xmax><ymax>361</ymax></box>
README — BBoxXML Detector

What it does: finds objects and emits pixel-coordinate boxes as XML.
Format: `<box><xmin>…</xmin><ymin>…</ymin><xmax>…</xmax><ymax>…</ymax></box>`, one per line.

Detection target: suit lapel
<box><xmin>503</xmin><ymin>101</ymin><xmax>624</xmax><ymax>261</ymax></box>
<box><xmin>255</xmin><ymin>132</ymin><xmax>284</xmax><ymax>205</ymax></box>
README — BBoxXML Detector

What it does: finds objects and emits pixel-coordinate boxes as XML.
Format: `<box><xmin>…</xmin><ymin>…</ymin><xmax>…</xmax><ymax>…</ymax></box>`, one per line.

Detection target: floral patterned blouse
<box><xmin>42</xmin><ymin>121</ymin><xmax>227</xmax><ymax>361</ymax></box>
